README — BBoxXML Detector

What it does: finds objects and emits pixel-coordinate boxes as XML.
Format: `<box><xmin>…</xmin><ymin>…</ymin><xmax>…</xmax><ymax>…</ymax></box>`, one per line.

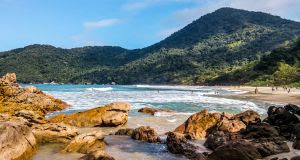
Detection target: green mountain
<box><xmin>1</xmin><ymin>8</ymin><xmax>300</xmax><ymax>84</ymax></box>
<box><xmin>209</xmin><ymin>38</ymin><xmax>300</xmax><ymax>87</ymax></box>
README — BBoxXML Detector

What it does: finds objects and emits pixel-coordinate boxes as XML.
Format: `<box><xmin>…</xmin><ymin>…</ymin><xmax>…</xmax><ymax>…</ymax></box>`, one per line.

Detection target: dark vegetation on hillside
<box><xmin>209</xmin><ymin>38</ymin><xmax>300</xmax><ymax>87</ymax></box>
<box><xmin>0</xmin><ymin>8</ymin><xmax>300</xmax><ymax>85</ymax></box>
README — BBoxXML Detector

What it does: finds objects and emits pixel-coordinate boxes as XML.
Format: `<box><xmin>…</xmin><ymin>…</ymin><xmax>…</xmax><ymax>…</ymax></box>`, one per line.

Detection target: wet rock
<box><xmin>252</xmin><ymin>138</ymin><xmax>290</xmax><ymax>157</ymax></box>
<box><xmin>264</xmin><ymin>104</ymin><xmax>300</xmax><ymax>140</ymax></box>
<box><xmin>241</xmin><ymin>122</ymin><xmax>279</xmax><ymax>139</ymax></box>
<box><xmin>79</xmin><ymin>150</ymin><xmax>115</xmax><ymax>160</ymax></box>
<box><xmin>131</xmin><ymin>126</ymin><xmax>161</xmax><ymax>143</ymax></box>
<box><xmin>208</xmin><ymin>140</ymin><xmax>262</xmax><ymax>160</ymax></box>
<box><xmin>166</xmin><ymin>132</ymin><xmax>207</xmax><ymax>160</ymax></box>
<box><xmin>232</xmin><ymin>110</ymin><xmax>261</xmax><ymax>125</ymax></box>
<box><xmin>114</xmin><ymin>128</ymin><xmax>134</xmax><ymax>136</ymax></box>
<box><xmin>64</xmin><ymin>131</ymin><xmax>106</xmax><ymax>154</ymax></box>
<box><xmin>32</xmin><ymin>123</ymin><xmax>78</xmax><ymax>143</ymax></box>
<box><xmin>204</xmin><ymin>131</ymin><xmax>228</xmax><ymax>150</ymax></box>
<box><xmin>174</xmin><ymin>109</ymin><xmax>222</xmax><ymax>139</ymax></box>
<box><xmin>49</xmin><ymin>102</ymin><xmax>131</xmax><ymax>127</ymax></box>
<box><xmin>0</xmin><ymin>121</ymin><xmax>37</xmax><ymax>160</ymax></box>
<box><xmin>138</xmin><ymin>107</ymin><xmax>175</xmax><ymax>115</ymax></box>
<box><xmin>0</xmin><ymin>73</ymin><xmax>69</xmax><ymax>116</ymax></box>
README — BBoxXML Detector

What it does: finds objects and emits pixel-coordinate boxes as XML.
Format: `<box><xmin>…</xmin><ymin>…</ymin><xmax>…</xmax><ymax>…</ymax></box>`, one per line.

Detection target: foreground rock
<box><xmin>208</xmin><ymin>140</ymin><xmax>262</xmax><ymax>160</ymax></box>
<box><xmin>174</xmin><ymin>109</ymin><xmax>222</xmax><ymax>139</ymax></box>
<box><xmin>49</xmin><ymin>102</ymin><xmax>131</xmax><ymax>127</ymax></box>
<box><xmin>64</xmin><ymin>131</ymin><xmax>106</xmax><ymax>154</ymax></box>
<box><xmin>166</xmin><ymin>132</ymin><xmax>207</xmax><ymax>160</ymax></box>
<box><xmin>114</xmin><ymin>126</ymin><xmax>161</xmax><ymax>143</ymax></box>
<box><xmin>131</xmin><ymin>126</ymin><xmax>161</xmax><ymax>143</ymax></box>
<box><xmin>138</xmin><ymin>107</ymin><xmax>175</xmax><ymax>115</ymax></box>
<box><xmin>0</xmin><ymin>73</ymin><xmax>68</xmax><ymax>116</ymax></box>
<box><xmin>0</xmin><ymin>121</ymin><xmax>37</xmax><ymax>160</ymax></box>
<box><xmin>79</xmin><ymin>150</ymin><xmax>115</xmax><ymax>160</ymax></box>
<box><xmin>32</xmin><ymin>123</ymin><xmax>78</xmax><ymax>143</ymax></box>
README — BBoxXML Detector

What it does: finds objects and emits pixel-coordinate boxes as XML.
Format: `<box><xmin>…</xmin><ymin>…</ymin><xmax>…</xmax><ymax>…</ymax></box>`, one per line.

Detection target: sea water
<box><xmin>30</xmin><ymin>84</ymin><xmax>271</xmax><ymax>160</ymax></box>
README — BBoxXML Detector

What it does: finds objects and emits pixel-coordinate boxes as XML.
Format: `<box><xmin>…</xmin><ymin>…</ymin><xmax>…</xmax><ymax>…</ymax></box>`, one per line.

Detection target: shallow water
<box><xmin>27</xmin><ymin>84</ymin><xmax>273</xmax><ymax>160</ymax></box>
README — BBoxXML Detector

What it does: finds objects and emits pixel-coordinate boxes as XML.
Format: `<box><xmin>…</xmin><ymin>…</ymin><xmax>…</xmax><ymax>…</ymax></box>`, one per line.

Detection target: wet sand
<box><xmin>221</xmin><ymin>86</ymin><xmax>300</xmax><ymax>105</ymax></box>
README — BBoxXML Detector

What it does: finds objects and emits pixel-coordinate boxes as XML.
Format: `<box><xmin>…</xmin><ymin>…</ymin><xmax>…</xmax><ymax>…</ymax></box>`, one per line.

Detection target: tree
<box><xmin>272</xmin><ymin>62</ymin><xmax>298</xmax><ymax>85</ymax></box>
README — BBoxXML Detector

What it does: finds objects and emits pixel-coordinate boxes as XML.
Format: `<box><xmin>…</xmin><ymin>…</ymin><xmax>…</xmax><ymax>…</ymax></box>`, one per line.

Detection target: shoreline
<box><xmin>220</xmin><ymin>86</ymin><xmax>300</xmax><ymax>105</ymax></box>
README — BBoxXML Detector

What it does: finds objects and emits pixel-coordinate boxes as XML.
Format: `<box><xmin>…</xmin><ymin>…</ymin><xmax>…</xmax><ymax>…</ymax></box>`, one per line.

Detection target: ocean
<box><xmin>30</xmin><ymin>84</ymin><xmax>272</xmax><ymax>160</ymax></box>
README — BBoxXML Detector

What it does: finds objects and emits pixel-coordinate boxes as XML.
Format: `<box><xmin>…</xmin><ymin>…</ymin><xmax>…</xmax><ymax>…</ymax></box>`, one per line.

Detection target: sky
<box><xmin>1</xmin><ymin>0</ymin><xmax>300</xmax><ymax>51</ymax></box>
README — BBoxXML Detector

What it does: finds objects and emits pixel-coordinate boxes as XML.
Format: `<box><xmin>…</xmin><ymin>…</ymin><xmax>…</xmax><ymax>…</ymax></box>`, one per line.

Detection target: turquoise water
<box><xmin>23</xmin><ymin>84</ymin><xmax>269</xmax><ymax>116</ymax></box>
<box><xmin>30</xmin><ymin>84</ymin><xmax>272</xmax><ymax>160</ymax></box>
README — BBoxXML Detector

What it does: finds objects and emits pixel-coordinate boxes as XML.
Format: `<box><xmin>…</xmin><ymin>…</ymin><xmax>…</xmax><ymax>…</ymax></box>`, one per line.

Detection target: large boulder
<box><xmin>131</xmin><ymin>126</ymin><xmax>161</xmax><ymax>143</ymax></box>
<box><xmin>264</xmin><ymin>104</ymin><xmax>300</xmax><ymax>140</ymax></box>
<box><xmin>63</xmin><ymin>131</ymin><xmax>106</xmax><ymax>154</ymax></box>
<box><xmin>0</xmin><ymin>73</ymin><xmax>69</xmax><ymax>116</ymax></box>
<box><xmin>208</xmin><ymin>140</ymin><xmax>262</xmax><ymax>160</ymax></box>
<box><xmin>49</xmin><ymin>102</ymin><xmax>131</xmax><ymax>127</ymax></box>
<box><xmin>138</xmin><ymin>107</ymin><xmax>175</xmax><ymax>115</ymax></box>
<box><xmin>174</xmin><ymin>109</ymin><xmax>222</xmax><ymax>139</ymax></box>
<box><xmin>166</xmin><ymin>132</ymin><xmax>207</xmax><ymax>160</ymax></box>
<box><xmin>0</xmin><ymin>121</ymin><xmax>37</xmax><ymax>160</ymax></box>
<box><xmin>32</xmin><ymin>123</ymin><xmax>78</xmax><ymax>143</ymax></box>
<box><xmin>79</xmin><ymin>150</ymin><xmax>115</xmax><ymax>160</ymax></box>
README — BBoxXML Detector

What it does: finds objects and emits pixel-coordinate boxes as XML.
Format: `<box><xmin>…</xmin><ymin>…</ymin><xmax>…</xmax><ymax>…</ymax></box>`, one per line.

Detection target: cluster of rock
<box><xmin>0</xmin><ymin>73</ymin><xmax>68</xmax><ymax>116</ymax></box>
<box><xmin>166</xmin><ymin>104</ymin><xmax>300</xmax><ymax>160</ymax></box>
<box><xmin>115</xmin><ymin>126</ymin><xmax>162</xmax><ymax>143</ymax></box>
<box><xmin>0</xmin><ymin>73</ymin><xmax>131</xmax><ymax>160</ymax></box>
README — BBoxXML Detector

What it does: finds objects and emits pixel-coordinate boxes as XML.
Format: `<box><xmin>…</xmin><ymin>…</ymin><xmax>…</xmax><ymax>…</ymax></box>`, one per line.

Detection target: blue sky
<box><xmin>1</xmin><ymin>0</ymin><xmax>300</xmax><ymax>51</ymax></box>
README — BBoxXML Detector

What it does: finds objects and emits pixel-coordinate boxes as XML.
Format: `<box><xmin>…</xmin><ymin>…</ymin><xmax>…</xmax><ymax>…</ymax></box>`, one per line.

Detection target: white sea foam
<box><xmin>86</xmin><ymin>87</ymin><xmax>113</xmax><ymax>92</ymax></box>
<box><xmin>44</xmin><ymin>85</ymin><xmax>268</xmax><ymax>116</ymax></box>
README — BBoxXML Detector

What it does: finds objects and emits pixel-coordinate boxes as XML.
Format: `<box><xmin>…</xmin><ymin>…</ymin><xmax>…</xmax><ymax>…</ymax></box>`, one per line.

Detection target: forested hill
<box><xmin>209</xmin><ymin>38</ymin><xmax>300</xmax><ymax>87</ymax></box>
<box><xmin>1</xmin><ymin>7</ymin><xmax>300</xmax><ymax>84</ymax></box>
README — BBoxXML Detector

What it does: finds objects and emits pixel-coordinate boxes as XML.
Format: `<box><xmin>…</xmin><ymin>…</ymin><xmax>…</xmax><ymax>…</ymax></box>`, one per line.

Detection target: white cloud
<box><xmin>83</xmin><ymin>18</ymin><xmax>120</xmax><ymax>30</ymax></box>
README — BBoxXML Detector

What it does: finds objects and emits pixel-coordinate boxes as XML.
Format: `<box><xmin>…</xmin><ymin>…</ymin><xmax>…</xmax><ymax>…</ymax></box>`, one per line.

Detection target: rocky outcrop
<box><xmin>264</xmin><ymin>104</ymin><xmax>300</xmax><ymax>140</ymax></box>
<box><xmin>49</xmin><ymin>102</ymin><xmax>131</xmax><ymax>127</ymax></box>
<box><xmin>131</xmin><ymin>126</ymin><xmax>161</xmax><ymax>143</ymax></box>
<box><xmin>64</xmin><ymin>131</ymin><xmax>106</xmax><ymax>154</ymax></box>
<box><xmin>205</xmin><ymin>105</ymin><xmax>298</xmax><ymax>159</ymax></box>
<box><xmin>0</xmin><ymin>121</ymin><xmax>37</xmax><ymax>160</ymax></box>
<box><xmin>166</xmin><ymin>132</ymin><xmax>207</xmax><ymax>160</ymax></box>
<box><xmin>138</xmin><ymin>107</ymin><xmax>175</xmax><ymax>115</ymax></box>
<box><xmin>0</xmin><ymin>73</ymin><xmax>68</xmax><ymax>116</ymax></box>
<box><xmin>114</xmin><ymin>128</ymin><xmax>134</xmax><ymax>136</ymax></box>
<box><xmin>32</xmin><ymin>123</ymin><xmax>78</xmax><ymax>143</ymax></box>
<box><xmin>79</xmin><ymin>150</ymin><xmax>115</xmax><ymax>160</ymax></box>
<box><xmin>208</xmin><ymin>140</ymin><xmax>262</xmax><ymax>160</ymax></box>
<box><xmin>174</xmin><ymin>109</ymin><xmax>222</xmax><ymax>139</ymax></box>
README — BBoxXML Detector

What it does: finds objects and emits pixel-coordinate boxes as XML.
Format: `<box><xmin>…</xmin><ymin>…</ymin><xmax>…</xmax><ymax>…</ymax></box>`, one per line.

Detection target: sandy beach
<box><xmin>221</xmin><ymin>86</ymin><xmax>300</xmax><ymax>105</ymax></box>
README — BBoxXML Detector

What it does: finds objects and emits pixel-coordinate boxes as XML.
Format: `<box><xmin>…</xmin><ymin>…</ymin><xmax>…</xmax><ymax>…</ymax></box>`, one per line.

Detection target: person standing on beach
<box><xmin>254</xmin><ymin>87</ymin><xmax>258</xmax><ymax>94</ymax></box>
